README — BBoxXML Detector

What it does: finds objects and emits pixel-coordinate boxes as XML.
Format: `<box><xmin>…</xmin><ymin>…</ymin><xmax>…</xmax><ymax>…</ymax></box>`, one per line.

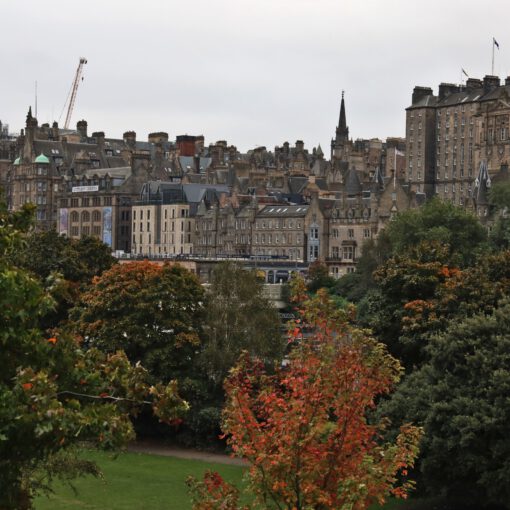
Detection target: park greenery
<box><xmin>2</xmin><ymin>187</ymin><xmax>510</xmax><ymax>509</ymax></box>
<box><xmin>0</xmin><ymin>203</ymin><xmax>188</xmax><ymax>509</ymax></box>
<box><xmin>189</xmin><ymin>281</ymin><xmax>421</xmax><ymax>509</ymax></box>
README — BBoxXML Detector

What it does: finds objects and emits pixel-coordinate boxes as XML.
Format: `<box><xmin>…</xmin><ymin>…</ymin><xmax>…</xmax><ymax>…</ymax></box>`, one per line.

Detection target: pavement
<box><xmin>128</xmin><ymin>440</ymin><xmax>248</xmax><ymax>466</ymax></box>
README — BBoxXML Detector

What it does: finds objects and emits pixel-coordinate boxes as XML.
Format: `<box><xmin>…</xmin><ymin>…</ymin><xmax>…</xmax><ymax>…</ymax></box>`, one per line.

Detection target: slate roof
<box><xmin>344</xmin><ymin>167</ymin><xmax>362</xmax><ymax>195</ymax></box>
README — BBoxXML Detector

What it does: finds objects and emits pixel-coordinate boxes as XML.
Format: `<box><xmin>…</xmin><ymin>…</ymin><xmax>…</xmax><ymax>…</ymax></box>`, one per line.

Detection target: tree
<box><xmin>14</xmin><ymin>230</ymin><xmax>116</xmax><ymax>284</ymax></box>
<box><xmin>189</xmin><ymin>281</ymin><xmax>421</xmax><ymax>510</ymax></box>
<box><xmin>183</xmin><ymin>262</ymin><xmax>283</xmax><ymax>446</ymax></box>
<box><xmin>379</xmin><ymin>300</ymin><xmax>510</xmax><ymax>509</ymax></box>
<box><xmin>359</xmin><ymin>246</ymin><xmax>510</xmax><ymax>369</ymax></box>
<box><xmin>11</xmin><ymin>230</ymin><xmax>116</xmax><ymax>330</ymax></box>
<box><xmin>0</xmin><ymin>203</ymin><xmax>187</xmax><ymax>509</ymax></box>
<box><xmin>489</xmin><ymin>182</ymin><xmax>510</xmax><ymax>251</ymax></box>
<box><xmin>69</xmin><ymin>261</ymin><xmax>205</xmax><ymax>382</ymax></box>
<box><xmin>382</xmin><ymin>198</ymin><xmax>487</xmax><ymax>267</ymax></box>
<box><xmin>307</xmin><ymin>260</ymin><xmax>336</xmax><ymax>293</ymax></box>
<box><xmin>201</xmin><ymin>262</ymin><xmax>283</xmax><ymax>386</ymax></box>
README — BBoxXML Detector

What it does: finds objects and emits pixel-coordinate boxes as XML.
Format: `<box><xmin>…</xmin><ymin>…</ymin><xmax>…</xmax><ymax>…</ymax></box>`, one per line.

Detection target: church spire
<box><xmin>336</xmin><ymin>91</ymin><xmax>349</xmax><ymax>143</ymax></box>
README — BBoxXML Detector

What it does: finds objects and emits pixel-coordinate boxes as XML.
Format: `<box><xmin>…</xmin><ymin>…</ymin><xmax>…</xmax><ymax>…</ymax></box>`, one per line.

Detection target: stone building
<box><xmin>406</xmin><ymin>75</ymin><xmax>510</xmax><ymax>205</ymax></box>
<box><xmin>132</xmin><ymin>181</ymin><xmax>229</xmax><ymax>257</ymax></box>
<box><xmin>8</xmin><ymin>110</ymin><xmax>177</xmax><ymax>231</ymax></box>
<box><xmin>58</xmin><ymin>150</ymin><xmax>156</xmax><ymax>251</ymax></box>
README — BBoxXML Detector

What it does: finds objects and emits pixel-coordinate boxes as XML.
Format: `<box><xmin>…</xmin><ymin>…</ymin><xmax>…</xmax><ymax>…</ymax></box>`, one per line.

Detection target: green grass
<box><xmin>34</xmin><ymin>450</ymin><xmax>418</xmax><ymax>510</ymax></box>
<box><xmin>35</xmin><ymin>450</ymin><xmax>245</xmax><ymax>510</ymax></box>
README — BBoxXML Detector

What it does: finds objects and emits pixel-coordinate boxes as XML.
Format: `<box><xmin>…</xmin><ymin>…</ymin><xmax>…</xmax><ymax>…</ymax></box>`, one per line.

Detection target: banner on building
<box><xmin>102</xmin><ymin>207</ymin><xmax>112</xmax><ymax>247</ymax></box>
<box><xmin>59</xmin><ymin>208</ymin><xmax>68</xmax><ymax>236</ymax></box>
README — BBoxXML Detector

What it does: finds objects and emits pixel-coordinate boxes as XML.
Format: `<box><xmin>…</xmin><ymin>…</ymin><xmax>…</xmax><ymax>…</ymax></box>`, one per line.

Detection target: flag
<box><xmin>462</xmin><ymin>68</ymin><xmax>469</xmax><ymax>77</ymax></box>
<box><xmin>494</xmin><ymin>37</ymin><xmax>500</xmax><ymax>49</ymax></box>
<box><xmin>395</xmin><ymin>148</ymin><xmax>405</xmax><ymax>157</ymax></box>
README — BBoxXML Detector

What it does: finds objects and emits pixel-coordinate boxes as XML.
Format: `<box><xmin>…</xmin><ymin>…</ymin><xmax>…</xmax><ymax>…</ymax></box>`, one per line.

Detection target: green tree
<box><xmin>307</xmin><ymin>260</ymin><xmax>336</xmax><ymax>293</ymax></box>
<box><xmin>0</xmin><ymin>204</ymin><xmax>187</xmax><ymax>509</ymax></box>
<box><xmin>182</xmin><ymin>262</ymin><xmax>283</xmax><ymax>446</ymax></box>
<box><xmin>12</xmin><ymin>230</ymin><xmax>116</xmax><ymax>330</ymax></box>
<box><xmin>14</xmin><ymin>230</ymin><xmax>116</xmax><ymax>284</ymax></box>
<box><xmin>69</xmin><ymin>261</ymin><xmax>205</xmax><ymax>382</ymax></box>
<box><xmin>201</xmin><ymin>262</ymin><xmax>282</xmax><ymax>386</ymax></box>
<box><xmin>335</xmin><ymin>200</ymin><xmax>486</xmax><ymax>305</ymax></box>
<box><xmin>379</xmin><ymin>300</ymin><xmax>510</xmax><ymax>509</ymax></box>
<box><xmin>382</xmin><ymin>197</ymin><xmax>487</xmax><ymax>267</ymax></box>
<box><xmin>489</xmin><ymin>182</ymin><xmax>510</xmax><ymax>251</ymax></box>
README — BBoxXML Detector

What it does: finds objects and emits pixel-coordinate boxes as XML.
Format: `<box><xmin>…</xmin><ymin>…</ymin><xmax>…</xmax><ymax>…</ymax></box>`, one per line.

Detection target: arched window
<box><xmin>70</xmin><ymin>211</ymin><xmax>79</xmax><ymax>223</ymax></box>
<box><xmin>81</xmin><ymin>211</ymin><xmax>90</xmax><ymax>222</ymax></box>
<box><xmin>92</xmin><ymin>210</ymin><xmax>101</xmax><ymax>222</ymax></box>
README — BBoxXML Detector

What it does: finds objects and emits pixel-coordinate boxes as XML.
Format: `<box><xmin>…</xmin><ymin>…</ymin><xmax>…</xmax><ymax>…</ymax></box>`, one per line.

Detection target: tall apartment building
<box><xmin>406</xmin><ymin>75</ymin><xmax>510</xmax><ymax>204</ymax></box>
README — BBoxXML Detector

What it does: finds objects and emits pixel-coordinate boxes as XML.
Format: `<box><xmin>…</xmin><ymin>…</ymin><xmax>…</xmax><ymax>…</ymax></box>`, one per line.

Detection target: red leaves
<box><xmin>211</xmin><ymin>286</ymin><xmax>421</xmax><ymax>510</ymax></box>
<box><xmin>47</xmin><ymin>337</ymin><xmax>57</xmax><ymax>345</ymax></box>
<box><xmin>22</xmin><ymin>382</ymin><xmax>33</xmax><ymax>391</ymax></box>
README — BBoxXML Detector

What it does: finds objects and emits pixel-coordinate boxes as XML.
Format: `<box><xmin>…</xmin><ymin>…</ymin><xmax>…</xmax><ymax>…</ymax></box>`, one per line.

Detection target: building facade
<box><xmin>406</xmin><ymin>75</ymin><xmax>510</xmax><ymax>206</ymax></box>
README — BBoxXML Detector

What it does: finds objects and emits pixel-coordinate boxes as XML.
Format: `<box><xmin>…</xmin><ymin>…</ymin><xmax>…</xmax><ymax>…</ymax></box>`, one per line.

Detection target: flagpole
<box><xmin>492</xmin><ymin>39</ymin><xmax>495</xmax><ymax>75</ymax></box>
<box><xmin>393</xmin><ymin>149</ymin><xmax>396</xmax><ymax>190</ymax></box>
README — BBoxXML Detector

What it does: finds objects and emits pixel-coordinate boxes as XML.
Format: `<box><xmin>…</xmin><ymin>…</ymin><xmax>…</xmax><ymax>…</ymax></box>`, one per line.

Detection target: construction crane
<box><xmin>62</xmin><ymin>57</ymin><xmax>87</xmax><ymax>130</ymax></box>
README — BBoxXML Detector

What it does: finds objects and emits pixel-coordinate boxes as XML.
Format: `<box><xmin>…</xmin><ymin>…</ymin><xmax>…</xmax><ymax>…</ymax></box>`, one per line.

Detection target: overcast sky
<box><xmin>2</xmin><ymin>0</ymin><xmax>510</xmax><ymax>152</ymax></box>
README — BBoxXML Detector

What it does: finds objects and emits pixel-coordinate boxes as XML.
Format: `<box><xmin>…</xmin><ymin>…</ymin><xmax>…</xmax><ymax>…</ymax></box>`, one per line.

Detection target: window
<box><xmin>363</xmin><ymin>228</ymin><xmax>371</xmax><ymax>238</ymax></box>
<box><xmin>92</xmin><ymin>210</ymin><xmax>101</xmax><ymax>222</ymax></box>
<box><xmin>104</xmin><ymin>197</ymin><xmax>112</xmax><ymax>206</ymax></box>
<box><xmin>81</xmin><ymin>211</ymin><xmax>90</xmax><ymax>222</ymax></box>
<box><xmin>92</xmin><ymin>196</ymin><xmax>101</xmax><ymax>206</ymax></box>
<box><xmin>343</xmin><ymin>246</ymin><xmax>354</xmax><ymax>260</ymax></box>
<box><xmin>348</xmin><ymin>229</ymin><xmax>354</xmax><ymax>238</ymax></box>
<box><xmin>310</xmin><ymin>227</ymin><xmax>319</xmax><ymax>240</ymax></box>
<box><xmin>70</xmin><ymin>211</ymin><xmax>79</xmax><ymax>223</ymax></box>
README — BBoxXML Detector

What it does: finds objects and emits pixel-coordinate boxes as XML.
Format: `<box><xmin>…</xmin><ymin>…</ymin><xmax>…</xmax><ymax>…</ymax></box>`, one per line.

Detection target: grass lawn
<box><xmin>35</xmin><ymin>450</ymin><xmax>246</xmax><ymax>510</ymax></box>
<box><xmin>34</xmin><ymin>449</ymin><xmax>416</xmax><ymax>510</ymax></box>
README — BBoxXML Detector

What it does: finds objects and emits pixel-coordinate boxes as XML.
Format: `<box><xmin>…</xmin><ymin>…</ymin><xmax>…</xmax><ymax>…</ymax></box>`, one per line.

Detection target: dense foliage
<box><xmin>0</xmin><ymin>204</ymin><xmax>187</xmax><ymax>509</ymax></box>
<box><xmin>69</xmin><ymin>261</ymin><xmax>205</xmax><ymax>382</ymax></box>
<box><xmin>189</xmin><ymin>281</ymin><xmax>421</xmax><ymax>510</ymax></box>
<box><xmin>201</xmin><ymin>262</ymin><xmax>283</xmax><ymax>386</ymax></box>
<box><xmin>181</xmin><ymin>262</ymin><xmax>283</xmax><ymax>446</ymax></box>
<box><xmin>337</xmin><ymin>198</ymin><xmax>510</xmax><ymax>509</ymax></box>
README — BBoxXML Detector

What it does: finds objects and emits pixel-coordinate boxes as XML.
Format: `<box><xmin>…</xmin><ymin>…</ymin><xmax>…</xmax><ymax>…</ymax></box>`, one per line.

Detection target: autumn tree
<box><xmin>189</xmin><ymin>280</ymin><xmax>421</xmax><ymax>510</ymax></box>
<box><xmin>336</xmin><ymin>199</ymin><xmax>488</xmax><ymax>306</ymax></box>
<box><xmin>69</xmin><ymin>261</ymin><xmax>205</xmax><ymax>382</ymax></box>
<box><xmin>0</xmin><ymin>203</ymin><xmax>187</xmax><ymax>509</ymax></box>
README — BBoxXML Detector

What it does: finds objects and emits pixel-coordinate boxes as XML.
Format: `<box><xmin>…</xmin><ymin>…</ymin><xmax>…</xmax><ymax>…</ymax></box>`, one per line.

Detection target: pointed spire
<box><xmin>474</xmin><ymin>160</ymin><xmax>491</xmax><ymax>205</ymax></box>
<box><xmin>26</xmin><ymin>106</ymin><xmax>33</xmax><ymax>127</ymax></box>
<box><xmin>336</xmin><ymin>91</ymin><xmax>349</xmax><ymax>143</ymax></box>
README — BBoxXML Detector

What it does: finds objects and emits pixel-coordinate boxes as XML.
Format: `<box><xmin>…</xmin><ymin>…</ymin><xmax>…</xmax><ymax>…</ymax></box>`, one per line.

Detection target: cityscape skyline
<box><xmin>2</xmin><ymin>0</ymin><xmax>510</xmax><ymax>151</ymax></box>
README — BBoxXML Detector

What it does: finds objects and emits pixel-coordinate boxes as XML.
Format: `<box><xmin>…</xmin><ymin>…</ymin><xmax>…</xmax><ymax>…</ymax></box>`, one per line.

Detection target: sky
<box><xmin>2</xmin><ymin>0</ymin><xmax>510</xmax><ymax>152</ymax></box>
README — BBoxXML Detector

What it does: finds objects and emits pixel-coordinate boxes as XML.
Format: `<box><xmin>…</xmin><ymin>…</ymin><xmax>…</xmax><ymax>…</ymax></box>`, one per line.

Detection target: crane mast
<box><xmin>64</xmin><ymin>57</ymin><xmax>87</xmax><ymax>130</ymax></box>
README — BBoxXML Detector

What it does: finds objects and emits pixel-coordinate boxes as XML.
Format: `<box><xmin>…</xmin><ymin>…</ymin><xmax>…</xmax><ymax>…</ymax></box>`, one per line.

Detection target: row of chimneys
<box><xmin>412</xmin><ymin>75</ymin><xmax>510</xmax><ymax>105</ymax></box>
